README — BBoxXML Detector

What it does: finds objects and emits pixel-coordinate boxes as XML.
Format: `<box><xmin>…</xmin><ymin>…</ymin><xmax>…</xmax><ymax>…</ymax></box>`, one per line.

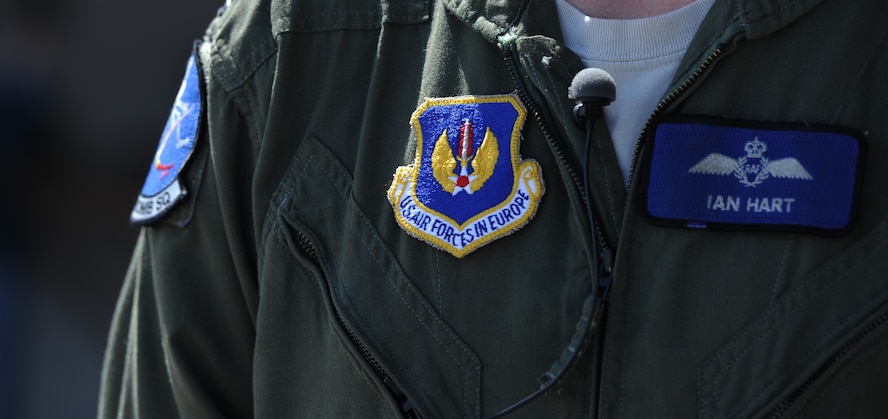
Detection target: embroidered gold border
<box><xmin>387</xmin><ymin>94</ymin><xmax>545</xmax><ymax>258</ymax></box>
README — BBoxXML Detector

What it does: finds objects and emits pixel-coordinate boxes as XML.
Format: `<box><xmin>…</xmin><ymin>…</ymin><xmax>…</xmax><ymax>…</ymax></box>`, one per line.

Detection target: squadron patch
<box><xmin>641</xmin><ymin>116</ymin><xmax>865</xmax><ymax>234</ymax></box>
<box><xmin>130</xmin><ymin>51</ymin><xmax>204</xmax><ymax>225</ymax></box>
<box><xmin>387</xmin><ymin>95</ymin><xmax>544</xmax><ymax>258</ymax></box>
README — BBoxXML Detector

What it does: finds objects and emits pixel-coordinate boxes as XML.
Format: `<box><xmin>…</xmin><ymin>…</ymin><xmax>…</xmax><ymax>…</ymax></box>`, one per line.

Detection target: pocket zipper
<box><xmin>292</xmin><ymin>227</ymin><xmax>421</xmax><ymax>418</ymax></box>
<box><xmin>766</xmin><ymin>311</ymin><xmax>888</xmax><ymax>418</ymax></box>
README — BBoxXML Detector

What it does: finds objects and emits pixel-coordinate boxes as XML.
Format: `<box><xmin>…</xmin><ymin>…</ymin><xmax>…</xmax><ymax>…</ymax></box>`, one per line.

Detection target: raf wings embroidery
<box><xmin>689</xmin><ymin>138</ymin><xmax>813</xmax><ymax>187</ymax></box>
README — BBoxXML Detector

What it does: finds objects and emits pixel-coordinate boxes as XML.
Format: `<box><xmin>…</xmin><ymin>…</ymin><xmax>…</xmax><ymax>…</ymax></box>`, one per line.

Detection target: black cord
<box><xmin>481</xmin><ymin>114</ymin><xmax>605</xmax><ymax>419</ymax></box>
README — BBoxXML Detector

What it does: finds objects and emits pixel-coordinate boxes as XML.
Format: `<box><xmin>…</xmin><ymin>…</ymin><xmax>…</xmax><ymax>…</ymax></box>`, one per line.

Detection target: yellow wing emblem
<box><xmin>432</xmin><ymin>129</ymin><xmax>457</xmax><ymax>194</ymax></box>
<box><xmin>469</xmin><ymin>127</ymin><xmax>498</xmax><ymax>192</ymax></box>
<box><xmin>431</xmin><ymin>127</ymin><xmax>499</xmax><ymax>195</ymax></box>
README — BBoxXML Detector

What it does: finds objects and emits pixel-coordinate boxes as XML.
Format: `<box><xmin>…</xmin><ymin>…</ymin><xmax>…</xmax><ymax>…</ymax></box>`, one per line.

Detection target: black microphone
<box><xmin>568</xmin><ymin>67</ymin><xmax>616</xmax><ymax>127</ymax></box>
<box><xmin>567</xmin><ymin>67</ymin><xmax>615</xmax><ymax>282</ymax></box>
<box><xmin>566</xmin><ymin>67</ymin><xmax>614</xmax><ymax>242</ymax></box>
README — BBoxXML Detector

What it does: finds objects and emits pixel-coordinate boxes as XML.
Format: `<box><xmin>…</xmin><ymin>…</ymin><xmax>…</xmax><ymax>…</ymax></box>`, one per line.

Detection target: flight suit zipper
<box><xmin>494</xmin><ymin>33</ymin><xmax>614</xmax><ymax>419</ymax></box>
<box><xmin>497</xmin><ymin>34</ymin><xmax>729</xmax><ymax>417</ymax></box>
<box><xmin>500</xmin><ymin>35</ymin><xmax>615</xmax><ymax>297</ymax></box>
<box><xmin>291</xmin><ymin>228</ymin><xmax>421</xmax><ymax>418</ymax></box>
<box><xmin>616</xmin><ymin>41</ymin><xmax>886</xmax><ymax>417</ymax></box>
<box><xmin>624</xmin><ymin>45</ymin><xmax>726</xmax><ymax>192</ymax></box>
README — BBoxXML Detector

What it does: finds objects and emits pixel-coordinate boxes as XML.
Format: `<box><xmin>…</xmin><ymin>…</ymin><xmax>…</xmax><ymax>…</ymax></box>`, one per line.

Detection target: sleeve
<box><xmin>98</xmin><ymin>40</ymin><xmax>261</xmax><ymax>419</ymax></box>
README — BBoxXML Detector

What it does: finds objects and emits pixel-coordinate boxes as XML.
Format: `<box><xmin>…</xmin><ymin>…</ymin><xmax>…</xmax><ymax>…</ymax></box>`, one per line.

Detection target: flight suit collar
<box><xmin>442</xmin><ymin>0</ymin><xmax>826</xmax><ymax>44</ymax></box>
<box><xmin>439</xmin><ymin>0</ymin><xmax>830</xmax><ymax>115</ymax></box>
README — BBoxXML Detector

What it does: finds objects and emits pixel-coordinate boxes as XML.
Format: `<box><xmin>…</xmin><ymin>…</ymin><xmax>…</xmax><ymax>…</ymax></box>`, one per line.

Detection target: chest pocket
<box><xmin>271</xmin><ymin>0</ymin><xmax>430</xmax><ymax>34</ymax></box>
<box><xmin>262</xmin><ymin>135</ymin><xmax>481</xmax><ymax>418</ymax></box>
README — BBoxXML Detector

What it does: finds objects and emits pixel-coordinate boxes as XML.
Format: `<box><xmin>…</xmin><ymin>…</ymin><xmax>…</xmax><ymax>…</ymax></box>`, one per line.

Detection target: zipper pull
<box><xmin>383</xmin><ymin>376</ymin><xmax>422</xmax><ymax>418</ymax></box>
<box><xmin>598</xmin><ymin>248</ymin><xmax>614</xmax><ymax>302</ymax></box>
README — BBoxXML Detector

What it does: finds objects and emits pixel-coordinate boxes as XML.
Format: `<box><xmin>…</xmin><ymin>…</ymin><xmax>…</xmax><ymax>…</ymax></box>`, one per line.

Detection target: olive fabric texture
<box><xmin>100</xmin><ymin>0</ymin><xmax>888</xmax><ymax>417</ymax></box>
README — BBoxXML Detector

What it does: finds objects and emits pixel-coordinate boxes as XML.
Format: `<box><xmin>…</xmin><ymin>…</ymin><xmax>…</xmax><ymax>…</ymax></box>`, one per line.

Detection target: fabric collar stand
<box><xmin>442</xmin><ymin>0</ymin><xmax>825</xmax><ymax>52</ymax></box>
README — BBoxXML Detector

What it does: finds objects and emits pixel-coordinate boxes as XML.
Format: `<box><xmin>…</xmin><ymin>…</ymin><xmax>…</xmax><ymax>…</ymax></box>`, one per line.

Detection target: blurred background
<box><xmin>1</xmin><ymin>0</ymin><xmax>220</xmax><ymax>417</ymax></box>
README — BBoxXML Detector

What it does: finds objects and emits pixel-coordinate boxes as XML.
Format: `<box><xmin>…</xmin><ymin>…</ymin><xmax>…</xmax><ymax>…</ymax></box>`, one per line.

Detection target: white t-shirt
<box><xmin>556</xmin><ymin>0</ymin><xmax>715</xmax><ymax>184</ymax></box>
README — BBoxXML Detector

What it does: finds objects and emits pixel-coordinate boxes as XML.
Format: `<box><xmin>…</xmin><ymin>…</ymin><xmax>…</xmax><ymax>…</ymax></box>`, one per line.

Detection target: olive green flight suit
<box><xmin>100</xmin><ymin>0</ymin><xmax>888</xmax><ymax>417</ymax></box>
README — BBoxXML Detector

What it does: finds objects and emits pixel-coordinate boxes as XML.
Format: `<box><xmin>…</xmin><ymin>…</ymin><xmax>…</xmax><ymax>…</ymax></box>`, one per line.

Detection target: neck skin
<box><xmin>565</xmin><ymin>0</ymin><xmax>698</xmax><ymax>18</ymax></box>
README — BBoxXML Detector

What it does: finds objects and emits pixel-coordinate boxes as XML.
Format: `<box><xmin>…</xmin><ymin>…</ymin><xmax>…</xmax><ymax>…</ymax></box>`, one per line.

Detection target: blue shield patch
<box><xmin>130</xmin><ymin>52</ymin><xmax>204</xmax><ymax>225</ymax></box>
<box><xmin>641</xmin><ymin>117</ymin><xmax>865</xmax><ymax>234</ymax></box>
<box><xmin>388</xmin><ymin>95</ymin><xmax>544</xmax><ymax>258</ymax></box>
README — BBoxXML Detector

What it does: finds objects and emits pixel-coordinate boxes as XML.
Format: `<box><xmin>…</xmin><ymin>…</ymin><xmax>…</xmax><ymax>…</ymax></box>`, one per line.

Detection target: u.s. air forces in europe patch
<box><xmin>388</xmin><ymin>95</ymin><xmax>544</xmax><ymax>258</ymax></box>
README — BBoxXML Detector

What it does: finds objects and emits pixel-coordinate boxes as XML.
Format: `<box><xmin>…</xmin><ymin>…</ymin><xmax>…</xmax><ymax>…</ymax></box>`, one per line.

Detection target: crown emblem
<box><xmin>744</xmin><ymin>138</ymin><xmax>767</xmax><ymax>158</ymax></box>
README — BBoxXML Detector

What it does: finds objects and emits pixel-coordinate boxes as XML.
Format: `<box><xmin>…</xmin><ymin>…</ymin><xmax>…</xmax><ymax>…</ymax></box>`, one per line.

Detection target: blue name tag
<box><xmin>641</xmin><ymin>117</ymin><xmax>865</xmax><ymax>234</ymax></box>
